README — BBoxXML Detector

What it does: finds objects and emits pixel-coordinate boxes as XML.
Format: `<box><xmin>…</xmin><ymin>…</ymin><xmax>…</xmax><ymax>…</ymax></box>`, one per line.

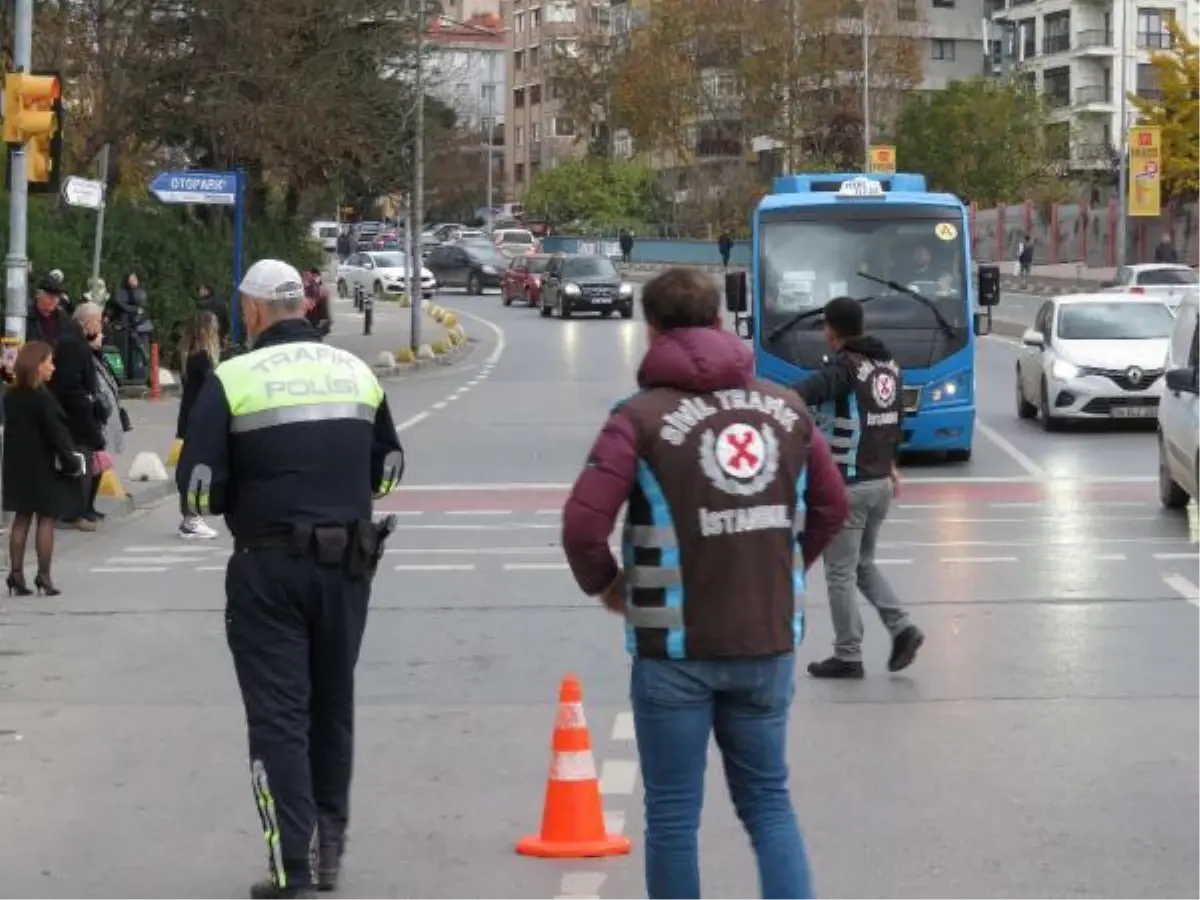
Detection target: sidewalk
<box><xmin>326</xmin><ymin>293</ymin><xmax>464</xmax><ymax>371</ymax></box>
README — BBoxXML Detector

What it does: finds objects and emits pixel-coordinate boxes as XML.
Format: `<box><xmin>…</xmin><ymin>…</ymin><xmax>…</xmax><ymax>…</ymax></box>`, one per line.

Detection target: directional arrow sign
<box><xmin>61</xmin><ymin>175</ymin><xmax>104</xmax><ymax>210</ymax></box>
<box><xmin>149</xmin><ymin>170</ymin><xmax>237</xmax><ymax>206</ymax></box>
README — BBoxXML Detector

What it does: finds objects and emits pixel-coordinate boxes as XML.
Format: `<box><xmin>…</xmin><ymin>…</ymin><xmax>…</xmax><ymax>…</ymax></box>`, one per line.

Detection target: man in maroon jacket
<box><xmin>561</xmin><ymin>267</ymin><xmax>849</xmax><ymax>900</ymax></box>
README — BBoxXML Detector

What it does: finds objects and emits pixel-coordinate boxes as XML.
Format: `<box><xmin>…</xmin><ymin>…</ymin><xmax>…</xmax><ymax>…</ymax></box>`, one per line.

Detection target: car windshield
<box><xmin>500</xmin><ymin>231</ymin><xmax>534</xmax><ymax>244</ymax></box>
<box><xmin>526</xmin><ymin>256</ymin><xmax>551</xmax><ymax>273</ymax></box>
<box><xmin>1138</xmin><ymin>268</ymin><xmax>1198</xmax><ymax>286</ymax></box>
<box><xmin>318</xmin><ymin>226</ymin><xmax>337</xmax><ymax>238</ymax></box>
<box><xmin>1057</xmin><ymin>302</ymin><xmax>1175</xmax><ymax>339</ymax></box>
<box><xmin>758</xmin><ymin>208</ymin><xmax>968</xmax><ymax>330</ymax></box>
<box><xmin>563</xmin><ymin>256</ymin><xmax>618</xmax><ymax>278</ymax></box>
<box><xmin>469</xmin><ymin>248</ymin><xmax>508</xmax><ymax>266</ymax></box>
<box><xmin>371</xmin><ymin>253</ymin><xmax>406</xmax><ymax>268</ymax></box>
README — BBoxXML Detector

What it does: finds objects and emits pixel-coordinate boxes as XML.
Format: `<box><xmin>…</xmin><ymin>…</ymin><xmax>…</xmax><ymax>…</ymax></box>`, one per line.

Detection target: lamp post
<box><xmin>862</xmin><ymin>2</ymin><xmax>871</xmax><ymax>170</ymax></box>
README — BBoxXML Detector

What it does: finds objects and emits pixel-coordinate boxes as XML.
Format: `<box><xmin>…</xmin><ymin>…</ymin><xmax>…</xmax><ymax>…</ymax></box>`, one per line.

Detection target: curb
<box><xmin>370</xmin><ymin>302</ymin><xmax>472</xmax><ymax>378</ymax></box>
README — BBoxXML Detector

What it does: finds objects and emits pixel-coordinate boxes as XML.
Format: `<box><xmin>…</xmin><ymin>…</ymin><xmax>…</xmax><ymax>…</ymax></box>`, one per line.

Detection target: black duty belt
<box><xmin>234</xmin><ymin>518</ymin><xmax>397</xmax><ymax>580</ymax></box>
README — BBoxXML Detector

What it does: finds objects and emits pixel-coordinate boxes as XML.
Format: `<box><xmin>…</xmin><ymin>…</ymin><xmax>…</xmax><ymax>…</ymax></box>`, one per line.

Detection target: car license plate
<box><xmin>591</xmin><ymin>296</ymin><xmax>611</xmax><ymax>304</ymax></box>
<box><xmin>1111</xmin><ymin>406</ymin><xmax>1156</xmax><ymax>418</ymax></box>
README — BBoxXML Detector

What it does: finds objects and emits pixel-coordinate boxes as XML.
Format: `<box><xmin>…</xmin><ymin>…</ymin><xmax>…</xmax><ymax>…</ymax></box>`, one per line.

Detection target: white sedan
<box><xmin>336</xmin><ymin>251</ymin><xmax>436</xmax><ymax>300</ymax></box>
<box><xmin>1015</xmin><ymin>294</ymin><xmax>1176</xmax><ymax>429</ymax></box>
<box><xmin>1102</xmin><ymin>263</ymin><xmax>1198</xmax><ymax>310</ymax></box>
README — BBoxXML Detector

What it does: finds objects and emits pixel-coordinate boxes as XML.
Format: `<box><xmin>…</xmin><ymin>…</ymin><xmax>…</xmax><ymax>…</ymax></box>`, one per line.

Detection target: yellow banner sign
<box><xmin>868</xmin><ymin>145</ymin><xmax>896</xmax><ymax>174</ymax></box>
<box><xmin>1128</xmin><ymin>126</ymin><xmax>1161</xmax><ymax>218</ymax></box>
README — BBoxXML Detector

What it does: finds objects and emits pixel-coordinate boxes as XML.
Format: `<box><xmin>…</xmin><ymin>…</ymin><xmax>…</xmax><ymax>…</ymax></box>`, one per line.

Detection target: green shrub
<box><xmin>0</xmin><ymin>193</ymin><xmax>320</xmax><ymax>360</ymax></box>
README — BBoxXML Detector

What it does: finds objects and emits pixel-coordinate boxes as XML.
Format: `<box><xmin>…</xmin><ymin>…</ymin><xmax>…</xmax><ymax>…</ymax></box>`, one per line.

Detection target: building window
<box><xmin>546</xmin><ymin>1</ymin><xmax>576</xmax><ymax>23</ymax></box>
<box><xmin>530</xmin><ymin>45</ymin><xmax>540</xmax><ymax>66</ymax></box>
<box><xmin>590</xmin><ymin>3</ymin><xmax>611</xmax><ymax>27</ymax></box>
<box><xmin>530</xmin><ymin>83</ymin><xmax>542</xmax><ymax>104</ymax></box>
<box><xmin>513</xmin><ymin>87</ymin><xmax>525</xmax><ymax>108</ymax></box>
<box><xmin>1136</xmin><ymin>8</ymin><xmax>1175</xmax><ymax>49</ymax></box>
<box><xmin>1042</xmin><ymin>12</ymin><xmax>1070</xmax><ymax>54</ymax></box>
<box><xmin>530</xmin><ymin>121</ymin><xmax>540</xmax><ymax>142</ymax></box>
<box><xmin>1043</xmin><ymin>66</ymin><xmax>1070</xmax><ymax>107</ymax></box>
<box><xmin>515</xmin><ymin>125</ymin><xmax>524</xmax><ymax>146</ymax></box>
<box><xmin>553</xmin><ymin>39</ymin><xmax>579</xmax><ymax>58</ymax></box>
<box><xmin>932</xmin><ymin>0</ymin><xmax>955</xmax><ymax>7</ymax></box>
<box><xmin>530</xmin><ymin>7</ymin><xmax>541</xmax><ymax>27</ymax></box>
<box><xmin>514</xmin><ymin>50</ymin><xmax>525</xmax><ymax>71</ymax></box>
<box><xmin>553</xmin><ymin>116</ymin><xmax>575</xmax><ymax>137</ymax></box>
<box><xmin>1136</xmin><ymin>62</ymin><xmax>1162</xmax><ymax>98</ymax></box>
<box><xmin>897</xmin><ymin>0</ymin><xmax>917</xmax><ymax>21</ymax></box>
<box><xmin>1019</xmin><ymin>18</ymin><xmax>1036</xmax><ymax>59</ymax></box>
<box><xmin>481</xmin><ymin>84</ymin><xmax>496</xmax><ymax>106</ymax></box>
<box><xmin>515</xmin><ymin>12</ymin><xmax>525</xmax><ymax>32</ymax></box>
<box><xmin>931</xmin><ymin>39</ymin><xmax>956</xmax><ymax>60</ymax></box>
<box><xmin>515</xmin><ymin>163</ymin><xmax>526</xmax><ymax>183</ymax></box>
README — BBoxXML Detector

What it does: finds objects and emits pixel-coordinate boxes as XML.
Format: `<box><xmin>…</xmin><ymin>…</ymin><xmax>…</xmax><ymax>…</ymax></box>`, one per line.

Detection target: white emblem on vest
<box><xmin>871</xmin><ymin>369</ymin><xmax>897</xmax><ymax>408</ymax></box>
<box><xmin>699</xmin><ymin>423</ymin><xmax>780</xmax><ymax>496</ymax></box>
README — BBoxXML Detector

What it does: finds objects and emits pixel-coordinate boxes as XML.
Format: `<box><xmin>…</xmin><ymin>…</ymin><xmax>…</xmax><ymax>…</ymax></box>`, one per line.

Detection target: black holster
<box><xmin>347</xmin><ymin>515</ymin><xmax>397</xmax><ymax>581</ymax></box>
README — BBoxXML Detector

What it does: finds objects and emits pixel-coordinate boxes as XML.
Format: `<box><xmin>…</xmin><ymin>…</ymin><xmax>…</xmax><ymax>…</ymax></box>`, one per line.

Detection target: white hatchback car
<box><xmin>1157</xmin><ymin>292</ymin><xmax>1200</xmax><ymax>508</ymax></box>
<box><xmin>1015</xmin><ymin>294</ymin><xmax>1176</xmax><ymax>430</ymax></box>
<box><xmin>1103</xmin><ymin>263</ymin><xmax>1199</xmax><ymax>311</ymax></box>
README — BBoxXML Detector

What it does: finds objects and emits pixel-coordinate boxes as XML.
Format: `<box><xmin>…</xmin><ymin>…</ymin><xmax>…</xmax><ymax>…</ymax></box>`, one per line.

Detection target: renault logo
<box><xmin>1126</xmin><ymin>366</ymin><xmax>1143</xmax><ymax>385</ymax></box>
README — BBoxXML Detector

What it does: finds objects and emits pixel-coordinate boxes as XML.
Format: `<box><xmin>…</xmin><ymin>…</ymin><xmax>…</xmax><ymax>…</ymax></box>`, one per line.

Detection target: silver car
<box><xmin>1103</xmin><ymin>264</ymin><xmax>1198</xmax><ymax>311</ymax></box>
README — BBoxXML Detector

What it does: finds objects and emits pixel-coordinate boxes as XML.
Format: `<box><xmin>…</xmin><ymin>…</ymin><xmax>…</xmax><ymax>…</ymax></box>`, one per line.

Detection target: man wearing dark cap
<box><xmin>26</xmin><ymin>276</ymin><xmax>70</xmax><ymax>347</ymax></box>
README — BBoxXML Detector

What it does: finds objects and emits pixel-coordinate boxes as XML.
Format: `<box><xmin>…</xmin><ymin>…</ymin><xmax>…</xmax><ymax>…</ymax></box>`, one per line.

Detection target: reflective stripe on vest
<box><xmin>817</xmin><ymin>397</ymin><xmax>860</xmax><ymax>480</ymax></box>
<box><xmin>215</xmin><ymin>342</ymin><xmax>385</xmax><ymax>431</ymax></box>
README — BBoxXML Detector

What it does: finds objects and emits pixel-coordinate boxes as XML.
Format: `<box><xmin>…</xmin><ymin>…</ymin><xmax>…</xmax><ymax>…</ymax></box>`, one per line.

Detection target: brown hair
<box><xmin>640</xmin><ymin>267</ymin><xmax>721</xmax><ymax>332</ymax></box>
<box><xmin>14</xmin><ymin>340</ymin><xmax>52</xmax><ymax>388</ymax></box>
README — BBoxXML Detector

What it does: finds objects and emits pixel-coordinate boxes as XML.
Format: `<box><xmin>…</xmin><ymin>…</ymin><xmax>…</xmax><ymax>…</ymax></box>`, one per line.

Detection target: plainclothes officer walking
<box><xmin>176</xmin><ymin>259</ymin><xmax>405</xmax><ymax>899</ymax></box>
<box><xmin>794</xmin><ymin>296</ymin><xmax>924</xmax><ymax>679</ymax></box>
<box><xmin>561</xmin><ymin>268</ymin><xmax>850</xmax><ymax>899</ymax></box>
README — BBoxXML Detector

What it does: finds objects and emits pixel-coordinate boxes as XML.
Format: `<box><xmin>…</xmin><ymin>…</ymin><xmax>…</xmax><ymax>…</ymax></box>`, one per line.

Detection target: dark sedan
<box><xmin>539</xmin><ymin>254</ymin><xmax>634</xmax><ymax>319</ymax></box>
<box><xmin>425</xmin><ymin>243</ymin><xmax>508</xmax><ymax>294</ymax></box>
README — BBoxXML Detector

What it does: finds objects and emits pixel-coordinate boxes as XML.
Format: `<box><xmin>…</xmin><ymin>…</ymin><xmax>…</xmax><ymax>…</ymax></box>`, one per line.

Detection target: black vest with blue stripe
<box><xmin>813</xmin><ymin>352</ymin><xmax>902</xmax><ymax>484</ymax></box>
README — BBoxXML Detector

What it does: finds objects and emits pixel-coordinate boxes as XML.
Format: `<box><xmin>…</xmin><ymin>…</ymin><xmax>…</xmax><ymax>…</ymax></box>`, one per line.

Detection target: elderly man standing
<box><xmin>176</xmin><ymin>259</ymin><xmax>405</xmax><ymax>898</ymax></box>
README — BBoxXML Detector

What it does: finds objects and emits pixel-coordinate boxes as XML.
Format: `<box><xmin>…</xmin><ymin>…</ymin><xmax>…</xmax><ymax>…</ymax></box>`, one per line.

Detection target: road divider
<box><xmin>374</xmin><ymin>301</ymin><xmax>471</xmax><ymax>375</ymax></box>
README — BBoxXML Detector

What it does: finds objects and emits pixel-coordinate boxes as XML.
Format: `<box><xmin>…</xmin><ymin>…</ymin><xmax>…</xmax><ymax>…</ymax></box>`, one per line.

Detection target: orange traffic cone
<box><xmin>516</xmin><ymin>674</ymin><xmax>632</xmax><ymax>859</ymax></box>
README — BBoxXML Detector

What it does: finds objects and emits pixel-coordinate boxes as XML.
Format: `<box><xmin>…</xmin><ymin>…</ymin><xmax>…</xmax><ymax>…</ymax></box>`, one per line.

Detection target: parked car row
<box><xmin>502</xmin><ymin>252</ymin><xmax>634</xmax><ymax>319</ymax></box>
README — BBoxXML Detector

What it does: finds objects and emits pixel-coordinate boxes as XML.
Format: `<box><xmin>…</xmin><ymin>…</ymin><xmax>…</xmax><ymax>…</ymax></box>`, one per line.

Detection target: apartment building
<box><xmin>427</xmin><ymin>12</ymin><xmax>507</xmax><ymax>137</ymax></box>
<box><xmin>502</xmin><ymin>0</ymin><xmax>612</xmax><ymax>198</ymax></box>
<box><xmin>990</xmin><ymin>0</ymin><xmax>1199</xmax><ymax>167</ymax></box>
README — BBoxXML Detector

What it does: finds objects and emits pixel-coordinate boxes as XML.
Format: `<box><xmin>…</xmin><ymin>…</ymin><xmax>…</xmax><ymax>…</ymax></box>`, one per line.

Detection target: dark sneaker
<box><xmin>317</xmin><ymin>835</ymin><xmax>346</xmax><ymax>892</ymax></box>
<box><xmin>888</xmin><ymin>625</ymin><xmax>925</xmax><ymax>673</ymax></box>
<box><xmin>249</xmin><ymin>880</ymin><xmax>317</xmax><ymax>899</ymax></box>
<box><xmin>807</xmin><ymin>657</ymin><xmax>865</xmax><ymax>679</ymax></box>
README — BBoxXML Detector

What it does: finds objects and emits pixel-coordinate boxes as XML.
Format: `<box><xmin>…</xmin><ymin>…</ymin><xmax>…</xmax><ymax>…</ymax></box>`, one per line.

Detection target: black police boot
<box><xmin>317</xmin><ymin>833</ymin><xmax>346</xmax><ymax>892</ymax></box>
<box><xmin>249</xmin><ymin>879</ymin><xmax>317</xmax><ymax>899</ymax></box>
<box><xmin>807</xmin><ymin>656</ymin><xmax>865</xmax><ymax>679</ymax></box>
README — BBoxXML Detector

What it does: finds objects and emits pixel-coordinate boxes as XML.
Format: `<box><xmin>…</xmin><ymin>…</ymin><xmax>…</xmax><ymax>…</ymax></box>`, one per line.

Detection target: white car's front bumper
<box><xmin>1046</xmin><ymin>367</ymin><xmax>1164</xmax><ymax>419</ymax></box>
<box><xmin>378</xmin><ymin>275</ymin><xmax>437</xmax><ymax>297</ymax></box>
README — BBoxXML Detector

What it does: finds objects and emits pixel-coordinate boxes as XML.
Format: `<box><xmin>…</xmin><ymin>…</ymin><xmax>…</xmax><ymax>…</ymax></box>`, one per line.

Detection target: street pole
<box><xmin>484</xmin><ymin>52</ymin><xmax>494</xmax><ymax>232</ymax></box>
<box><xmin>1114</xmin><ymin>0</ymin><xmax>1129</xmax><ymax>267</ymax></box>
<box><xmin>862</xmin><ymin>7</ymin><xmax>871</xmax><ymax>171</ymax></box>
<box><xmin>404</xmin><ymin>196</ymin><xmax>415</xmax><ymax>311</ymax></box>
<box><xmin>410</xmin><ymin>0</ymin><xmax>426</xmax><ymax>353</ymax></box>
<box><xmin>90</xmin><ymin>144</ymin><xmax>110</xmax><ymax>290</ymax></box>
<box><xmin>4</xmin><ymin>0</ymin><xmax>33</xmax><ymax>344</ymax></box>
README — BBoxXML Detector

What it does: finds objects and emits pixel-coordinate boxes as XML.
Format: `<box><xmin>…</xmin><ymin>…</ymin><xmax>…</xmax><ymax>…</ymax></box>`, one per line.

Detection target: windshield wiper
<box><xmin>766</xmin><ymin>294</ymin><xmax>880</xmax><ymax>344</ymax></box>
<box><xmin>855</xmin><ymin>271</ymin><xmax>959</xmax><ymax>337</ymax></box>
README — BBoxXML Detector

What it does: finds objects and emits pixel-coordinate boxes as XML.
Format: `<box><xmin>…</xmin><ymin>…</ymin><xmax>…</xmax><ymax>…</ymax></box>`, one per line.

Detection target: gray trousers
<box><xmin>822</xmin><ymin>477</ymin><xmax>911</xmax><ymax>661</ymax></box>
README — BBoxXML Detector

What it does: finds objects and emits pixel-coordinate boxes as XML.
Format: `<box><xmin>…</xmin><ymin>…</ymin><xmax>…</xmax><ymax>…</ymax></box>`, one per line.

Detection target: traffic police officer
<box><xmin>176</xmin><ymin>259</ymin><xmax>404</xmax><ymax>899</ymax></box>
<box><xmin>794</xmin><ymin>296</ymin><xmax>925</xmax><ymax>679</ymax></box>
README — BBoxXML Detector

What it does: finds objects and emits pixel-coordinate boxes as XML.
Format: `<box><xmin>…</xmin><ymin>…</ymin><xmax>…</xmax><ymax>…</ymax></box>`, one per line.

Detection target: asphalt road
<box><xmin>0</xmin><ymin>287</ymin><xmax>1196</xmax><ymax>898</ymax></box>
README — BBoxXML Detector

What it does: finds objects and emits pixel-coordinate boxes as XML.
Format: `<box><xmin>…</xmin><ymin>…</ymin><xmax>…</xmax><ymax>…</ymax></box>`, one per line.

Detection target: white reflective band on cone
<box><xmin>550</xmin><ymin>750</ymin><xmax>598</xmax><ymax>782</ymax></box>
<box><xmin>555</xmin><ymin>701</ymin><xmax>586</xmax><ymax>730</ymax></box>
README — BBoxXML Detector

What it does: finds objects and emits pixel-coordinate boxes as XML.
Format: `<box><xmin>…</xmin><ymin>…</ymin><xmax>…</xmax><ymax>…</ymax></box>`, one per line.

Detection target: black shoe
<box><xmin>317</xmin><ymin>835</ymin><xmax>345</xmax><ymax>892</ymax></box>
<box><xmin>249</xmin><ymin>880</ymin><xmax>316</xmax><ymax>899</ymax></box>
<box><xmin>888</xmin><ymin>626</ymin><xmax>925</xmax><ymax>673</ymax></box>
<box><xmin>84</xmin><ymin>510</ymin><xmax>106</xmax><ymax>522</ymax></box>
<box><xmin>807</xmin><ymin>657</ymin><xmax>864</xmax><ymax>679</ymax></box>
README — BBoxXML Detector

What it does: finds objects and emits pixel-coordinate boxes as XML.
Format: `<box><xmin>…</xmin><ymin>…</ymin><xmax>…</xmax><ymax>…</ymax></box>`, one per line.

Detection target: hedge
<box><xmin>0</xmin><ymin>193</ymin><xmax>321</xmax><ymax>359</ymax></box>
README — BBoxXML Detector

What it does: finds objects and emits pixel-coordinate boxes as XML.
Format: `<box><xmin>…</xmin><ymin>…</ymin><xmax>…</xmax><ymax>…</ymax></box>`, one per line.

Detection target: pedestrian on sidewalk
<box><xmin>196</xmin><ymin>283</ymin><xmax>231</xmax><ymax>348</ymax></box>
<box><xmin>87</xmin><ymin>313</ymin><xmax>130</xmax><ymax>523</ymax></box>
<box><xmin>176</xmin><ymin>258</ymin><xmax>405</xmax><ymax>899</ymax></box>
<box><xmin>3</xmin><ymin>341</ymin><xmax>85</xmax><ymax>597</ymax></box>
<box><xmin>48</xmin><ymin>302</ymin><xmax>107</xmax><ymax>532</ymax></box>
<box><xmin>303</xmin><ymin>268</ymin><xmax>332</xmax><ymax>336</ymax></box>
<box><xmin>1017</xmin><ymin>234</ymin><xmax>1034</xmax><ymax>287</ymax></box>
<box><xmin>25</xmin><ymin>276</ymin><xmax>69</xmax><ymax>348</ymax></box>
<box><xmin>1154</xmin><ymin>232</ymin><xmax>1179</xmax><ymax>264</ymax></box>
<box><xmin>175</xmin><ymin>311</ymin><xmax>221</xmax><ymax>540</ymax></box>
<box><xmin>793</xmin><ymin>296</ymin><xmax>924</xmax><ymax>679</ymax></box>
<box><xmin>619</xmin><ymin>229</ymin><xmax>634</xmax><ymax>264</ymax></box>
<box><xmin>561</xmin><ymin>267</ymin><xmax>849</xmax><ymax>900</ymax></box>
<box><xmin>717</xmin><ymin>230</ymin><xmax>732</xmax><ymax>269</ymax></box>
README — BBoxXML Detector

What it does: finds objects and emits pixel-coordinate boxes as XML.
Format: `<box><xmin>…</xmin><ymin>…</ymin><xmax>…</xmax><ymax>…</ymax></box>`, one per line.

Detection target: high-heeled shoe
<box><xmin>33</xmin><ymin>573</ymin><xmax>60</xmax><ymax>596</ymax></box>
<box><xmin>6</xmin><ymin>571</ymin><xmax>31</xmax><ymax>596</ymax></box>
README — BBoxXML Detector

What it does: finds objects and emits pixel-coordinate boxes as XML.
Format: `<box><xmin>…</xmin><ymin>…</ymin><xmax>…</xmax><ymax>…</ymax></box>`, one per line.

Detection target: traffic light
<box><xmin>1</xmin><ymin>72</ymin><xmax>63</xmax><ymax>193</ymax></box>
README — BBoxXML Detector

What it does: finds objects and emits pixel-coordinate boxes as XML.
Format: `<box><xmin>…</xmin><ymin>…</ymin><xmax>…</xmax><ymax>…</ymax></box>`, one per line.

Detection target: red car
<box><xmin>502</xmin><ymin>253</ymin><xmax>553</xmax><ymax>307</ymax></box>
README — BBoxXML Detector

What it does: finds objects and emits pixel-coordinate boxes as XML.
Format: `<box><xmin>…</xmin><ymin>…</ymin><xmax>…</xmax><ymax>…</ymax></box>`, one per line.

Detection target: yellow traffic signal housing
<box><xmin>2</xmin><ymin>73</ymin><xmax>60</xmax><ymax>145</ymax></box>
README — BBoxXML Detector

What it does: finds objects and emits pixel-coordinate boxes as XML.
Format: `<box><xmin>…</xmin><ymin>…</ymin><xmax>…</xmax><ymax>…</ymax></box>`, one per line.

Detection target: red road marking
<box><xmin>376</xmin><ymin>481</ymin><xmax>1156</xmax><ymax>513</ymax></box>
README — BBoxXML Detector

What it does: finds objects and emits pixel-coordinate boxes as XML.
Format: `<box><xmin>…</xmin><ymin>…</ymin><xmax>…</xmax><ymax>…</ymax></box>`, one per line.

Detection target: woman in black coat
<box><xmin>3</xmin><ymin>341</ymin><xmax>85</xmax><ymax>596</ymax></box>
<box><xmin>48</xmin><ymin>304</ymin><xmax>107</xmax><ymax>531</ymax></box>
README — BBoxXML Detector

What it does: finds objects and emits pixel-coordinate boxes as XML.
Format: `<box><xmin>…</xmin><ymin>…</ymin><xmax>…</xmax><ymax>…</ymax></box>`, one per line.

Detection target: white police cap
<box><xmin>239</xmin><ymin>259</ymin><xmax>305</xmax><ymax>303</ymax></box>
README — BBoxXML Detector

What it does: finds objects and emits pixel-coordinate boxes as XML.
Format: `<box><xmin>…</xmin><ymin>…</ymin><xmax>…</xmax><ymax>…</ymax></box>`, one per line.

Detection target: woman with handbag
<box><xmin>3</xmin><ymin>341</ymin><xmax>85</xmax><ymax>596</ymax></box>
<box><xmin>89</xmin><ymin>319</ymin><xmax>129</xmax><ymax>521</ymax></box>
<box><xmin>175</xmin><ymin>311</ymin><xmax>220</xmax><ymax>539</ymax></box>
<box><xmin>48</xmin><ymin>302</ymin><xmax>107</xmax><ymax>531</ymax></box>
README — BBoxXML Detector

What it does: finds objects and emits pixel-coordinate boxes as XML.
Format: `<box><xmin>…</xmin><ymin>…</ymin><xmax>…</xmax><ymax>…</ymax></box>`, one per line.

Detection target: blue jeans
<box><xmin>631</xmin><ymin>655</ymin><xmax>813</xmax><ymax>899</ymax></box>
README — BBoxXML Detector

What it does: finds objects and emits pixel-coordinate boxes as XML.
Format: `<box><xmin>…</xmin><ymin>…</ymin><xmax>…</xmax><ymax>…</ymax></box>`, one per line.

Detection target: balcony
<box><xmin>1074</xmin><ymin>29</ymin><xmax>1114</xmax><ymax>54</ymax></box>
<box><xmin>1045</xmin><ymin>91</ymin><xmax>1071</xmax><ymax>109</ymax></box>
<box><xmin>1074</xmin><ymin>84</ymin><xmax>1113</xmax><ymax>107</ymax></box>
<box><xmin>1042</xmin><ymin>34</ymin><xmax>1071</xmax><ymax>55</ymax></box>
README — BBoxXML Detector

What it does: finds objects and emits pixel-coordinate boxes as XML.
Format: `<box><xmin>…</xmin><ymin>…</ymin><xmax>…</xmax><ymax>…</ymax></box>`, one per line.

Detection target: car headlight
<box><xmin>619</xmin><ymin>282</ymin><xmax>633</xmax><ymax>297</ymax></box>
<box><xmin>564</xmin><ymin>282</ymin><xmax>581</xmax><ymax>296</ymax></box>
<box><xmin>1051</xmin><ymin>359</ymin><xmax>1080</xmax><ymax>380</ymax></box>
<box><xmin>924</xmin><ymin>369</ymin><xmax>971</xmax><ymax>405</ymax></box>
<box><xmin>482</xmin><ymin>265</ymin><xmax>497</xmax><ymax>275</ymax></box>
